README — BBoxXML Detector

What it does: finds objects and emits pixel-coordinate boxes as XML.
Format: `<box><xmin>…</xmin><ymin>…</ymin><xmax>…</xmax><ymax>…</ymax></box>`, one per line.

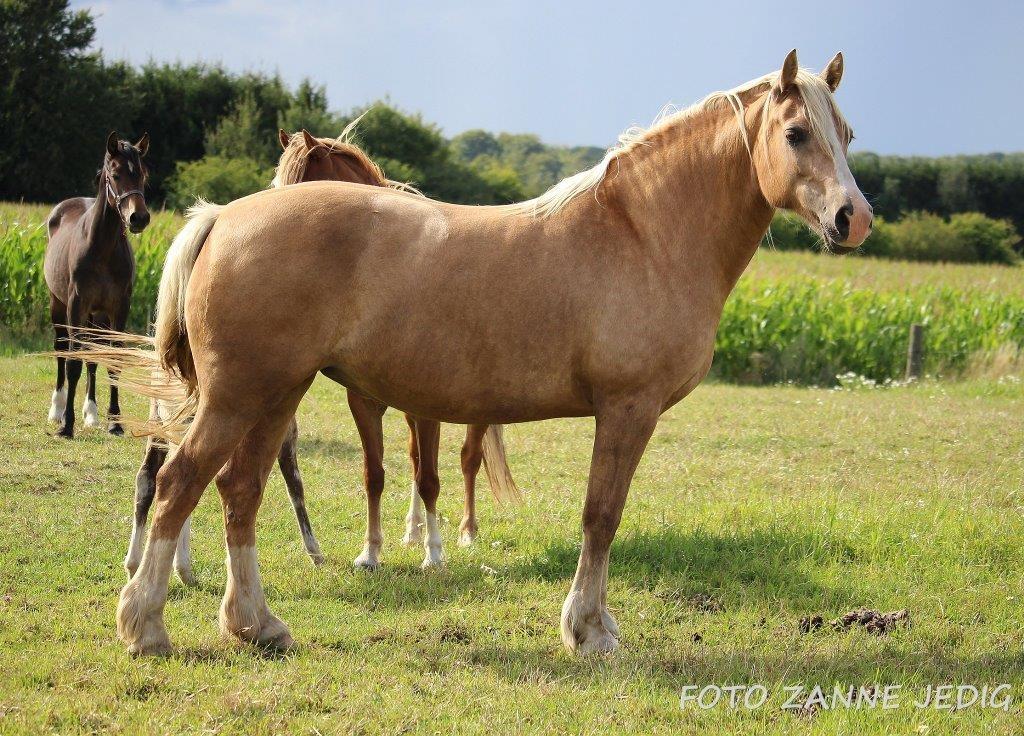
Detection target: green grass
<box><xmin>1</xmin><ymin>355</ymin><xmax>1023</xmax><ymax>733</ymax></box>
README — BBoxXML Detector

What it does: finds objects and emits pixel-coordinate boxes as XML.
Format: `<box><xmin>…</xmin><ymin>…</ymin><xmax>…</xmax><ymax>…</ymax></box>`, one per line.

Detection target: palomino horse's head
<box><xmin>751</xmin><ymin>50</ymin><xmax>872</xmax><ymax>251</ymax></box>
<box><xmin>102</xmin><ymin>130</ymin><xmax>150</xmax><ymax>233</ymax></box>
<box><xmin>274</xmin><ymin>128</ymin><xmax>389</xmax><ymax>187</ymax></box>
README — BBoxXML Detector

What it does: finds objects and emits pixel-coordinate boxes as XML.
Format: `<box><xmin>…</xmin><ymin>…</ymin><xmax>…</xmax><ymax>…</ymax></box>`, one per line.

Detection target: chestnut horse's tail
<box><xmin>155</xmin><ymin>199</ymin><xmax>223</xmax><ymax>389</ymax></box>
<box><xmin>481</xmin><ymin>424</ymin><xmax>521</xmax><ymax>505</ymax></box>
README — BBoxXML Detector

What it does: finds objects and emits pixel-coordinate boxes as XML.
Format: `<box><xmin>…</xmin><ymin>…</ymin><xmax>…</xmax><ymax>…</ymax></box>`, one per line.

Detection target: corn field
<box><xmin>2</xmin><ymin>204</ymin><xmax>1022</xmax><ymax>382</ymax></box>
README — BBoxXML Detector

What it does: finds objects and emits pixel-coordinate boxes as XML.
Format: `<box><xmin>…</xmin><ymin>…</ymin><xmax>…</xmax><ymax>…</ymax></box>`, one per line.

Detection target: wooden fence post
<box><xmin>905</xmin><ymin>323</ymin><xmax>925</xmax><ymax>381</ymax></box>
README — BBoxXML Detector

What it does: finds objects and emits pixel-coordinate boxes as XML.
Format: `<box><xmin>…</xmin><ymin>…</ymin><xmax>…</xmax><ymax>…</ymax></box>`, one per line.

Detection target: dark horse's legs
<box><xmin>126</xmin><ymin>406</ymin><xmax>324</xmax><ymax>582</ymax></box>
<box><xmin>277</xmin><ymin>417</ymin><xmax>324</xmax><ymax>564</ymax></box>
<box><xmin>55</xmin><ymin>294</ymin><xmax>84</xmax><ymax>438</ymax></box>
<box><xmin>106</xmin><ymin>306</ymin><xmax>129</xmax><ymax>435</ymax></box>
<box><xmin>48</xmin><ymin>301</ymin><xmax>69</xmax><ymax>424</ymax></box>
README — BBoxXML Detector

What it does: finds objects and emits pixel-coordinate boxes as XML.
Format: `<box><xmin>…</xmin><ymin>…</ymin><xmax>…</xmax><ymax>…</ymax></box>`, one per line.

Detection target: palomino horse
<box><xmin>108</xmin><ymin>51</ymin><xmax>872</xmax><ymax>656</ymax></box>
<box><xmin>124</xmin><ymin>128</ymin><xmax>520</xmax><ymax>584</ymax></box>
<box><xmin>44</xmin><ymin>132</ymin><xmax>150</xmax><ymax>438</ymax></box>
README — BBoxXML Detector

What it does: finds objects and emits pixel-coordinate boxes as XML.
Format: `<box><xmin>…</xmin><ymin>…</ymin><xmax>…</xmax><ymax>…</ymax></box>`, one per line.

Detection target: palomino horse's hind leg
<box><xmin>458</xmin><ymin>424</ymin><xmax>488</xmax><ymax>546</ymax></box>
<box><xmin>412</xmin><ymin>418</ymin><xmax>444</xmax><ymax>568</ymax></box>
<box><xmin>277</xmin><ymin>417</ymin><xmax>324</xmax><ymax>565</ymax></box>
<box><xmin>117</xmin><ymin>401</ymin><xmax>261</xmax><ymax>656</ymax></box>
<box><xmin>402</xmin><ymin>414</ymin><xmax>424</xmax><ymax>546</ymax></box>
<box><xmin>215</xmin><ymin>384</ymin><xmax>312</xmax><ymax>651</ymax></box>
<box><xmin>348</xmin><ymin>392</ymin><xmax>387</xmax><ymax>570</ymax></box>
<box><xmin>560</xmin><ymin>396</ymin><xmax>660</xmax><ymax>655</ymax></box>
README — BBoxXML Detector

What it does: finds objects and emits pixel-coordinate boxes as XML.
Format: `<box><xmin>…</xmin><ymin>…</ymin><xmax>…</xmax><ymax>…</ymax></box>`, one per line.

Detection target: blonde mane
<box><xmin>272</xmin><ymin>118</ymin><xmax>419</xmax><ymax>194</ymax></box>
<box><xmin>513</xmin><ymin>67</ymin><xmax>851</xmax><ymax>218</ymax></box>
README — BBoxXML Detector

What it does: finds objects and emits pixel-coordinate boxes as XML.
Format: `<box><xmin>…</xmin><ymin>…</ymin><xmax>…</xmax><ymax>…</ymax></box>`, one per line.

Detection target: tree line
<box><xmin>2</xmin><ymin>1</ymin><xmax>1021</xmax><ymax>262</ymax></box>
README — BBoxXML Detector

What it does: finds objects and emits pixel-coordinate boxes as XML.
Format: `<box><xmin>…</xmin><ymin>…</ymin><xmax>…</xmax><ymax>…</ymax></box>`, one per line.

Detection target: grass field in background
<box><xmin>1</xmin><ymin>355</ymin><xmax>1022</xmax><ymax>733</ymax></box>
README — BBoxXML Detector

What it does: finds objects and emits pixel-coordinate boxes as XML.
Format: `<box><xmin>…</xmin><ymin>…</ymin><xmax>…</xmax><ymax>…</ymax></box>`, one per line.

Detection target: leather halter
<box><xmin>104</xmin><ymin>167</ymin><xmax>144</xmax><ymax>227</ymax></box>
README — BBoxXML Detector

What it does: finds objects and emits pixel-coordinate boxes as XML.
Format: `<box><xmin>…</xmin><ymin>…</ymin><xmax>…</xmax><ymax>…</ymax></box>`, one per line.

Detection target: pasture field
<box><xmin>1</xmin><ymin>355</ymin><xmax>1023</xmax><ymax>734</ymax></box>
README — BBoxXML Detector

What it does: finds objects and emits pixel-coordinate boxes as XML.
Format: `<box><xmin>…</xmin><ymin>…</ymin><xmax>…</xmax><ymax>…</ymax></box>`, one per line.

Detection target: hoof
<box><xmin>257</xmin><ymin>621</ymin><xmax>296</xmax><ymax>652</ymax></box>
<box><xmin>352</xmin><ymin>550</ymin><xmax>380</xmax><ymax>571</ymax></box>
<box><xmin>108</xmin><ymin>423</ymin><xmax>125</xmax><ymax>436</ymax></box>
<box><xmin>127</xmin><ymin>630</ymin><xmax>173</xmax><ymax>657</ymax></box>
<box><xmin>457</xmin><ymin>521</ymin><xmax>477</xmax><ymax>547</ymax></box>
<box><xmin>402</xmin><ymin>526</ymin><xmax>423</xmax><ymax>547</ymax></box>
<box><xmin>577</xmin><ymin>630</ymin><xmax>620</xmax><ymax>656</ymax></box>
<box><xmin>308</xmin><ymin>552</ymin><xmax>325</xmax><ymax>566</ymax></box>
<box><xmin>124</xmin><ymin>561</ymin><xmax>139</xmax><ymax>581</ymax></box>
<box><xmin>420</xmin><ymin>550</ymin><xmax>445</xmax><ymax>569</ymax></box>
<box><xmin>56</xmin><ymin>424</ymin><xmax>74</xmax><ymax>439</ymax></box>
<box><xmin>175</xmin><ymin>565</ymin><xmax>197</xmax><ymax>586</ymax></box>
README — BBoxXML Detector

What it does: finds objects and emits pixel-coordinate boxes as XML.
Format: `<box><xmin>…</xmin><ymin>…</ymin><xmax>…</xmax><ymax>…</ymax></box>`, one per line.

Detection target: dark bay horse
<box><xmin>125</xmin><ymin>128</ymin><xmax>519</xmax><ymax>584</ymax></box>
<box><xmin>96</xmin><ymin>51</ymin><xmax>871</xmax><ymax>657</ymax></box>
<box><xmin>44</xmin><ymin>132</ymin><xmax>150</xmax><ymax>438</ymax></box>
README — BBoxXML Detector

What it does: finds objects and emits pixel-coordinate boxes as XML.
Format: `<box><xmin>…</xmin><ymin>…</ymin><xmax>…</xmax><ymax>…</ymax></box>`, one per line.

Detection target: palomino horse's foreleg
<box><xmin>458</xmin><ymin>424</ymin><xmax>488</xmax><ymax>546</ymax></box>
<box><xmin>125</xmin><ymin>434</ymin><xmax>167</xmax><ymax>579</ymax></box>
<box><xmin>348</xmin><ymin>392</ymin><xmax>387</xmax><ymax>570</ymax></box>
<box><xmin>412</xmin><ymin>418</ymin><xmax>444</xmax><ymax>568</ymax></box>
<box><xmin>561</xmin><ymin>397</ymin><xmax>660</xmax><ymax>655</ymax></box>
<box><xmin>276</xmin><ymin>417</ymin><xmax>324</xmax><ymax>565</ymax></box>
<box><xmin>117</xmin><ymin>402</ymin><xmax>258</xmax><ymax>656</ymax></box>
<box><xmin>402</xmin><ymin>414</ymin><xmax>424</xmax><ymax>546</ymax></box>
<box><xmin>216</xmin><ymin>383</ymin><xmax>312</xmax><ymax>651</ymax></box>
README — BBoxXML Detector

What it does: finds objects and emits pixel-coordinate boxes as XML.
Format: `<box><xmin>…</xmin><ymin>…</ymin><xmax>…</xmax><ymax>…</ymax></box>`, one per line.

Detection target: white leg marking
<box><xmin>124</xmin><ymin>520</ymin><xmax>146</xmax><ymax>579</ymax></box>
<box><xmin>220</xmin><ymin>544</ymin><xmax>293</xmax><ymax>649</ymax></box>
<box><xmin>48</xmin><ymin>387</ymin><xmax>67</xmax><ymax>423</ymax></box>
<box><xmin>82</xmin><ymin>397</ymin><xmax>100</xmax><ymax>429</ymax></box>
<box><xmin>173</xmin><ymin>515</ymin><xmax>195</xmax><ymax>585</ymax></box>
<box><xmin>117</xmin><ymin>537</ymin><xmax>176</xmax><ymax>655</ymax></box>
<box><xmin>402</xmin><ymin>482</ymin><xmax>424</xmax><ymax>546</ymax></box>
<box><xmin>353</xmin><ymin>541</ymin><xmax>381</xmax><ymax>570</ymax></box>
<box><xmin>420</xmin><ymin>511</ymin><xmax>444</xmax><ymax>569</ymax></box>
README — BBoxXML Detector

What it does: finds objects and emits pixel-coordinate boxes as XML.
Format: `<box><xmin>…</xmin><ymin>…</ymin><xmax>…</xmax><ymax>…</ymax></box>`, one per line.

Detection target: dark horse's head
<box><xmin>99</xmin><ymin>131</ymin><xmax>151</xmax><ymax>233</ymax></box>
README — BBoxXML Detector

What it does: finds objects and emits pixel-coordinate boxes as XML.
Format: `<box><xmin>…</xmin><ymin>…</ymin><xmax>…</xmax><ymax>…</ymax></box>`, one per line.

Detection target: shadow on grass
<box><xmin>290</xmin><ymin>527</ymin><xmax>858</xmax><ymax>614</ymax></box>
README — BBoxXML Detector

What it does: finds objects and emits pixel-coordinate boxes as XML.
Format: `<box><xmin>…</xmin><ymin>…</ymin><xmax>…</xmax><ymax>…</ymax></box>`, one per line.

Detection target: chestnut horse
<box><xmin>124</xmin><ymin>128</ymin><xmax>519</xmax><ymax>584</ymax></box>
<box><xmin>99</xmin><ymin>51</ymin><xmax>872</xmax><ymax>656</ymax></box>
<box><xmin>44</xmin><ymin>132</ymin><xmax>150</xmax><ymax>437</ymax></box>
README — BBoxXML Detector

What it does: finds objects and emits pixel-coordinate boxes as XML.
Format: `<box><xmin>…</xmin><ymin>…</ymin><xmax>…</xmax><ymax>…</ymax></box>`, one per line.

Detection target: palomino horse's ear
<box><xmin>822</xmin><ymin>52</ymin><xmax>843</xmax><ymax>92</ymax></box>
<box><xmin>106</xmin><ymin>130</ymin><xmax>119</xmax><ymax>156</ymax></box>
<box><xmin>776</xmin><ymin>49</ymin><xmax>799</xmax><ymax>95</ymax></box>
<box><xmin>279</xmin><ymin>129</ymin><xmax>291</xmax><ymax>150</ymax></box>
<box><xmin>135</xmin><ymin>133</ymin><xmax>150</xmax><ymax>157</ymax></box>
<box><xmin>301</xmin><ymin>129</ymin><xmax>327</xmax><ymax>158</ymax></box>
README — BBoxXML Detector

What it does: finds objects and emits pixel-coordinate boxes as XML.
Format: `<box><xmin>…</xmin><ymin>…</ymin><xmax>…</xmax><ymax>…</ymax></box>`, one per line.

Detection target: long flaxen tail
<box><xmin>155</xmin><ymin>199</ymin><xmax>223</xmax><ymax>388</ymax></box>
<box><xmin>481</xmin><ymin>424</ymin><xmax>522</xmax><ymax>505</ymax></box>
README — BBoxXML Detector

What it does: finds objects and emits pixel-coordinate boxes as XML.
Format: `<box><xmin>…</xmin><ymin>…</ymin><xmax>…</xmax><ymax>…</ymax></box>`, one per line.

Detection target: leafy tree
<box><xmin>164</xmin><ymin>155</ymin><xmax>272</xmax><ymax>210</ymax></box>
<box><xmin>278</xmin><ymin>80</ymin><xmax>342</xmax><ymax>138</ymax></box>
<box><xmin>204</xmin><ymin>91</ymin><xmax>275</xmax><ymax>165</ymax></box>
<box><xmin>0</xmin><ymin>0</ymin><xmax>136</xmax><ymax>200</ymax></box>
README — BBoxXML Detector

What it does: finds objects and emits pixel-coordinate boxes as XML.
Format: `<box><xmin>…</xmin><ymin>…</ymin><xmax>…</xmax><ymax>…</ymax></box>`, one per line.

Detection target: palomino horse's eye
<box><xmin>785</xmin><ymin>127</ymin><xmax>807</xmax><ymax>146</ymax></box>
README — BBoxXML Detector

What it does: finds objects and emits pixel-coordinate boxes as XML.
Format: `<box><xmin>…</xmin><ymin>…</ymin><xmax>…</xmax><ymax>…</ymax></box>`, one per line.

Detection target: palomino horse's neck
<box><xmin>593</xmin><ymin>92</ymin><xmax>774</xmax><ymax>291</ymax></box>
<box><xmin>86</xmin><ymin>173</ymin><xmax>127</xmax><ymax>258</ymax></box>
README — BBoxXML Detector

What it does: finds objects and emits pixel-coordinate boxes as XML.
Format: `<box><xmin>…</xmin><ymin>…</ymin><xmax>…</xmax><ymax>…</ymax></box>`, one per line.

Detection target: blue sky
<box><xmin>76</xmin><ymin>0</ymin><xmax>1021</xmax><ymax>155</ymax></box>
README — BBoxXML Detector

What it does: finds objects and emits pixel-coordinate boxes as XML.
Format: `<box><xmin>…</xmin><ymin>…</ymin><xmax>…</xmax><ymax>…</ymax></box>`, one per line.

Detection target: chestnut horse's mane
<box><xmin>512</xmin><ymin>67</ymin><xmax>852</xmax><ymax>219</ymax></box>
<box><xmin>273</xmin><ymin>118</ymin><xmax>420</xmax><ymax>194</ymax></box>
